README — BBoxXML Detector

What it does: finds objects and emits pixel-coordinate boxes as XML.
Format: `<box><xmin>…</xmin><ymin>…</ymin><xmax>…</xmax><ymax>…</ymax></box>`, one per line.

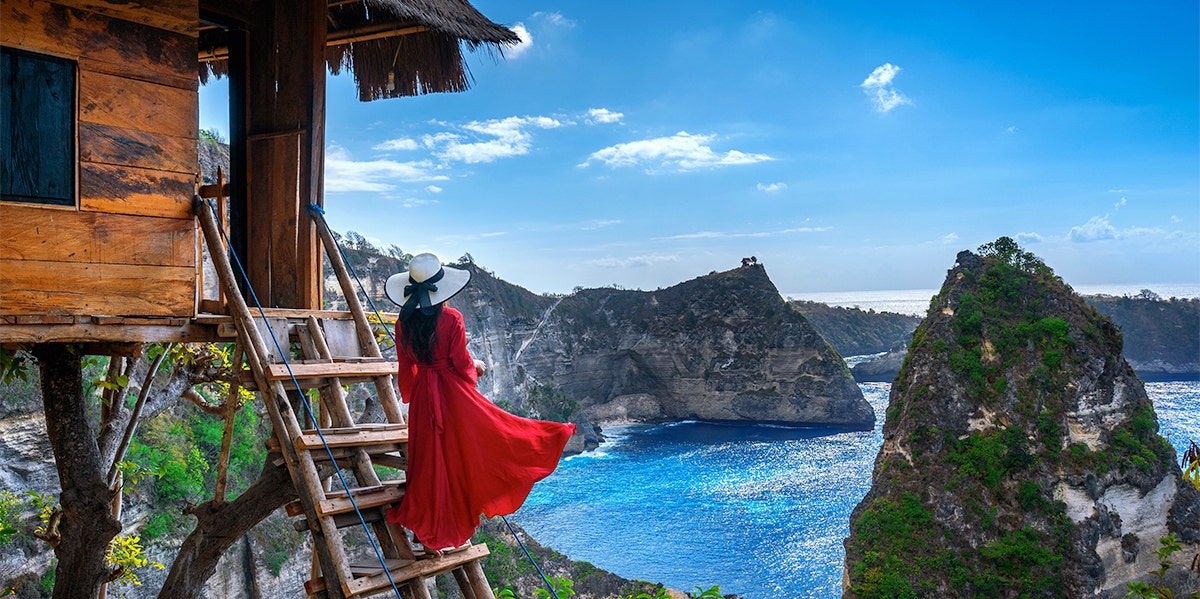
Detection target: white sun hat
<box><xmin>384</xmin><ymin>253</ymin><xmax>471</xmax><ymax>320</ymax></box>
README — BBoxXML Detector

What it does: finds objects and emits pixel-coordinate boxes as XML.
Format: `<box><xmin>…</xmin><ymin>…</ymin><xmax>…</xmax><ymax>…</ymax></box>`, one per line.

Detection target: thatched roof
<box><xmin>199</xmin><ymin>0</ymin><xmax>519</xmax><ymax>101</ymax></box>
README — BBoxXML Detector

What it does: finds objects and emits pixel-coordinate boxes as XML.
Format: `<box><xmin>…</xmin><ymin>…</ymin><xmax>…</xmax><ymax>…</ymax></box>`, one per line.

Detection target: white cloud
<box><xmin>757</xmin><ymin>182</ymin><xmax>787</xmax><ymax>193</ymax></box>
<box><xmin>325</xmin><ymin>145</ymin><xmax>447</xmax><ymax>192</ymax></box>
<box><xmin>506</xmin><ymin>24</ymin><xmax>533</xmax><ymax>59</ymax></box>
<box><xmin>1068</xmin><ymin>216</ymin><xmax>1118</xmax><ymax>242</ymax></box>
<box><xmin>1005</xmin><ymin>126</ymin><xmax>1018</xmax><ymax>134</ymax></box>
<box><xmin>860</xmin><ymin>63</ymin><xmax>911</xmax><ymax>113</ymax></box>
<box><xmin>940</xmin><ymin>233</ymin><xmax>959</xmax><ymax>244</ymax></box>
<box><xmin>1114</xmin><ymin>196</ymin><xmax>1127</xmax><ymax>210</ymax></box>
<box><xmin>532</xmin><ymin>11</ymin><xmax>575</xmax><ymax>28</ymax></box>
<box><xmin>580</xmin><ymin>131</ymin><xmax>772</xmax><ymax>172</ymax></box>
<box><xmin>585</xmin><ymin>108</ymin><xmax>623</xmax><ymax>125</ymax></box>
<box><xmin>1171</xmin><ymin>215</ymin><xmax>1182</xmax><ymax>223</ymax></box>
<box><xmin>373</xmin><ymin>138</ymin><xmax>419</xmax><ymax>151</ymax></box>
<box><xmin>1015</xmin><ymin>232</ymin><xmax>1044</xmax><ymax>244</ymax></box>
<box><xmin>433</xmin><ymin>116</ymin><xmax>562</xmax><ymax>163</ymax></box>
<box><xmin>586</xmin><ymin>255</ymin><xmax>680</xmax><ymax>268</ymax></box>
<box><xmin>425</xmin><ymin>185</ymin><xmax>443</xmax><ymax>193</ymax></box>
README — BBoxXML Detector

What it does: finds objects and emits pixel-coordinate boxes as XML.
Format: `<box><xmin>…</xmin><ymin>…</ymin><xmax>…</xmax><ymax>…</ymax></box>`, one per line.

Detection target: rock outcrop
<box><xmin>458</xmin><ymin>264</ymin><xmax>872</xmax><ymax>429</ymax></box>
<box><xmin>843</xmin><ymin>243</ymin><xmax>1200</xmax><ymax>598</ymax></box>
<box><xmin>791</xmin><ymin>300</ymin><xmax>921</xmax><ymax>358</ymax></box>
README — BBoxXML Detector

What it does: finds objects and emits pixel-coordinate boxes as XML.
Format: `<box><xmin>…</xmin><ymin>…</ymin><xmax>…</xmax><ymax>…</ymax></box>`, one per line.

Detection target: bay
<box><xmin>514</xmin><ymin>381</ymin><xmax>1200</xmax><ymax>598</ymax></box>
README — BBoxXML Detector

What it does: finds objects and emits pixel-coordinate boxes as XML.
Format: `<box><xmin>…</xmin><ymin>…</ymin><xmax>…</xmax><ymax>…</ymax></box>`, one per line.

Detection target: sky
<box><xmin>198</xmin><ymin>0</ymin><xmax>1200</xmax><ymax>297</ymax></box>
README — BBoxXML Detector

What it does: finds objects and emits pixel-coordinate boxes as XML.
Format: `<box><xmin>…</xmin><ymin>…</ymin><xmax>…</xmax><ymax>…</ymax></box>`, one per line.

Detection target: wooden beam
<box><xmin>0</xmin><ymin>322</ymin><xmax>220</xmax><ymax>344</ymax></box>
<box><xmin>198</xmin><ymin>22</ymin><xmax>428</xmax><ymax>63</ymax></box>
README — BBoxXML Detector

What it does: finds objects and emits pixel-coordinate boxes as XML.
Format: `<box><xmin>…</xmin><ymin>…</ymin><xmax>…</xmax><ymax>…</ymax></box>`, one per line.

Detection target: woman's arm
<box><xmin>394</xmin><ymin>321</ymin><xmax>418</xmax><ymax>402</ymax></box>
<box><xmin>446</xmin><ymin>310</ymin><xmax>478</xmax><ymax>386</ymax></box>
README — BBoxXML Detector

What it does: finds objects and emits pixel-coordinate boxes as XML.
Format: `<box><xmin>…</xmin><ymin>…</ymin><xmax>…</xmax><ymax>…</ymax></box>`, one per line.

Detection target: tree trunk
<box><xmin>156</xmin><ymin>459</ymin><xmax>297</xmax><ymax>599</ymax></box>
<box><xmin>34</xmin><ymin>344</ymin><xmax>122</xmax><ymax>599</ymax></box>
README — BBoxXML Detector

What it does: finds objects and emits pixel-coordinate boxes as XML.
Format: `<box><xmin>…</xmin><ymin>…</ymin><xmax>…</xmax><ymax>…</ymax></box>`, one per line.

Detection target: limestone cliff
<box><xmin>843</xmin><ymin>244</ymin><xmax>1200</xmax><ymax>598</ymax></box>
<box><xmin>457</xmin><ymin>263</ymin><xmax>872</xmax><ymax>429</ymax></box>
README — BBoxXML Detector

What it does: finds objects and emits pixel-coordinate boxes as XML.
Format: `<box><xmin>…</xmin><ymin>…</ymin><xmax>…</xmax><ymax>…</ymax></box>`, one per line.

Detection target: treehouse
<box><xmin>0</xmin><ymin>0</ymin><xmax>516</xmax><ymax>345</ymax></box>
<box><xmin>0</xmin><ymin>1</ymin><xmax>520</xmax><ymax>597</ymax></box>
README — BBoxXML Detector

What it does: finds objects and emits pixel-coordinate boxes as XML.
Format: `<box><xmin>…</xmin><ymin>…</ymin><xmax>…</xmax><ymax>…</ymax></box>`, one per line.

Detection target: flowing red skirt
<box><xmin>386</xmin><ymin>309</ymin><xmax>575</xmax><ymax>550</ymax></box>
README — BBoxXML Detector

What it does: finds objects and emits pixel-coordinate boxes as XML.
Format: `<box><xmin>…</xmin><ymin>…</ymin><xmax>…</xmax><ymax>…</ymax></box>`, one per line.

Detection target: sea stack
<box><xmin>842</xmin><ymin>239</ymin><xmax>1200</xmax><ymax>597</ymax></box>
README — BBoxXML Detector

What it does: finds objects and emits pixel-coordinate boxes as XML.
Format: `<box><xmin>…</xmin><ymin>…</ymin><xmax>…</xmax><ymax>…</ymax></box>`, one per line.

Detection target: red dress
<box><xmin>385</xmin><ymin>307</ymin><xmax>575</xmax><ymax>550</ymax></box>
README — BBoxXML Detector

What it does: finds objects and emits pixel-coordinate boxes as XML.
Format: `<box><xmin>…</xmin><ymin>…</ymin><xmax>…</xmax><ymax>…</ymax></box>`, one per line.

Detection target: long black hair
<box><xmin>399</xmin><ymin>304</ymin><xmax>442</xmax><ymax>364</ymax></box>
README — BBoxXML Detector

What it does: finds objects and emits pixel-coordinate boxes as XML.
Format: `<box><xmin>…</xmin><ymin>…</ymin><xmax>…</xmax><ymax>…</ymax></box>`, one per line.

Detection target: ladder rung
<box><xmin>293</xmin><ymin>505</ymin><xmax>388</xmax><ymax>532</ymax></box>
<box><xmin>286</xmin><ymin>482</ymin><xmax>406</xmax><ymax>518</ymax></box>
<box><xmin>296</xmin><ymin>424</ymin><xmax>409</xmax><ymax>450</ymax></box>
<box><xmin>265</xmin><ymin>361</ymin><xmax>399</xmax><ymax>380</ymax></box>
<box><xmin>303</xmin><ymin>544</ymin><xmax>490</xmax><ymax>598</ymax></box>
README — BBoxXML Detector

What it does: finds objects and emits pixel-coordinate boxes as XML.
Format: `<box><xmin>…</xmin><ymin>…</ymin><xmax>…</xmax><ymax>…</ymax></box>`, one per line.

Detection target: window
<box><xmin>1</xmin><ymin>47</ymin><xmax>76</xmax><ymax>206</ymax></box>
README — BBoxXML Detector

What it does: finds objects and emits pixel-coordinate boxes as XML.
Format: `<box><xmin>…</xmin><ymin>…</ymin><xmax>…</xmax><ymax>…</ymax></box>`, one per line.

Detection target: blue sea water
<box><xmin>513</xmin><ymin>381</ymin><xmax>1200</xmax><ymax>598</ymax></box>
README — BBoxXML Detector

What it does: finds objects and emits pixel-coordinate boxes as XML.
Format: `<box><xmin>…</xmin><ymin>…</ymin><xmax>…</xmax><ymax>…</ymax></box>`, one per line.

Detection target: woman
<box><xmin>383</xmin><ymin>253</ymin><xmax>575</xmax><ymax>553</ymax></box>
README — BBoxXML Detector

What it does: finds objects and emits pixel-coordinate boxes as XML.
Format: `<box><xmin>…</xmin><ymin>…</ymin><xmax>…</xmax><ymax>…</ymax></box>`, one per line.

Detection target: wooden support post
<box><xmin>464</xmin><ymin>561</ymin><xmax>496</xmax><ymax>599</ymax></box>
<box><xmin>452</xmin><ymin>568</ymin><xmax>478</xmax><ymax>599</ymax></box>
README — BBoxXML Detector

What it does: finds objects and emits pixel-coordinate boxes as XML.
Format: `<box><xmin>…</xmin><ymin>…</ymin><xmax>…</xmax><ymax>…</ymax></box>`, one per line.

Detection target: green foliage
<box><xmin>128</xmin><ymin>400</ymin><xmax>264</xmax><ymax>506</ymax></box>
<box><xmin>1125</xmin><ymin>534</ymin><xmax>1196</xmax><ymax>599</ymax></box>
<box><xmin>1183</xmin><ymin>441</ymin><xmax>1199</xmax><ymax>491</ymax></box>
<box><xmin>523</xmin><ymin>384</ymin><xmax>578</xmax><ymax>423</ymax></box>
<box><xmin>0</xmin><ymin>348</ymin><xmax>31</xmax><ymax>385</ymax></box>
<box><xmin>846</xmin><ymin>492</ymin><xmax>932</xmax><ymax>598</ymax></box>
<box><xmin>106</xmin><ymin>535</ymin><xmax>164</xmax><ymax>587</ymax></box>
<box><xmin>691</xmin><ymin>586</ymin><xmax>723</xmax><ymax>598</ymax></box>
<box><xmin>253</xmin><ymin>515</ymin><xmax>301</xmax><ymax>577</ymax></box>
<box><xmin>532</xmin><ymin>576</ymin><xmax>575</xmax><ymax>599</ymax></box>
<box><xmin>0</xmin><ymin>491</ymin><xmax>23</xmax><ymax>547</ymax></box>
<box><xmin>946</xmin><ymin>427</ymin><xmax>1034</xmax><ymax>489</ymax></box>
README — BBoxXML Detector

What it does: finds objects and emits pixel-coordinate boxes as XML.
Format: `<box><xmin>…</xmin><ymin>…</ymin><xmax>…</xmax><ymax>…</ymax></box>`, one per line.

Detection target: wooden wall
<box><xmin>0</xmin><ymin>0</ymin><xmax>199</xmax><ymax>318</ymax></box>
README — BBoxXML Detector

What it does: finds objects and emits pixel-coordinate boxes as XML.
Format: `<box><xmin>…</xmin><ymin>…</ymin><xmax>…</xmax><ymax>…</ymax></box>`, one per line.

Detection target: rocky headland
<box><xmin>843</xmin><ymin>243</ymin><xmax>1200</xmax><ymax>598</ymax></box>
<box><xmin>456</xmin><ymin>263</ymin><xmax>873</xmax><ymax>430</ymax></box>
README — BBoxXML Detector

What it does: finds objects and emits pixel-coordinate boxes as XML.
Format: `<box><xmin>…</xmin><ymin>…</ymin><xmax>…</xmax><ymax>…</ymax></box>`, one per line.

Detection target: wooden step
<box><xmin>265</xmin><ymin>361</ymin><xmax>399</xmax><ymax>381</ymax></box>
<box><xmin>295</xmin><ymin>424</ymin><xmax>408</xmax><ymax>450</ymax></box>
<box><xmin>285</xmin><ymin>482</ymin><xmax>406</xmax><ymax>518</ymax></box>
<box><xmin>303</xmin><ymin>544</ymin><xmax>490</xmax><ymax>598</ymax></box>
<box><xmin>293</xmin><ymin>505</ymin><xmax>388</xmax><ymax>532</ymax></box>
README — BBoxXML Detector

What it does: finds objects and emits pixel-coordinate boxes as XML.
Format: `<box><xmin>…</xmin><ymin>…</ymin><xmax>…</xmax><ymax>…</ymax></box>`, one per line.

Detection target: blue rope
<box><xmin>502</xmin><ymin>516</ymin><xmax>561</xmax><ymax>599</ymax></box>
<box><xmin>307</xmin><ymin>204</ymin><xmax>398</xmax><ymax>349</ymax></box>
<box><xmin>204</xmin><ymin>199</ymin><xmax>403</xmax><ymax>599</ymax></box>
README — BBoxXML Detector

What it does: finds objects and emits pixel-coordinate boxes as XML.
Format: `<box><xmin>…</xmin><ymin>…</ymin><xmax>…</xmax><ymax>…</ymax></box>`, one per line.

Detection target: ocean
<box><xmin>513</xmin><ymin>381</ymin><xmax>1200</xmax><ymax>598</ymax></box>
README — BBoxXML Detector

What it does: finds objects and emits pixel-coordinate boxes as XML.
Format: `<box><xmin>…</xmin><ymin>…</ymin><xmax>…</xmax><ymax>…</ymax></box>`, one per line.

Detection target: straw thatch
<box><xmin>199</xmin><ymin>0</ymin><xmax>519</xmax><ymax>101</ymax></box>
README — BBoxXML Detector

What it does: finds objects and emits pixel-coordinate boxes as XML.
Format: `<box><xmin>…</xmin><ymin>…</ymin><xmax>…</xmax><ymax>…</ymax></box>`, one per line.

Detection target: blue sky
<box><xmin>199</xmin><ymin>0</ymin><xmax>1199</xmax><ymax>297</ymax></box>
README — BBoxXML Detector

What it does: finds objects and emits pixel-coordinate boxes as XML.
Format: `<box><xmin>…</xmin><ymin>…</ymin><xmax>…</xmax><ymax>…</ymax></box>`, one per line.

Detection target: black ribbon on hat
<box><xmin>399</xmin><ymin>267</ymin><xmax>446</xmax><ymax>322</ymax></box>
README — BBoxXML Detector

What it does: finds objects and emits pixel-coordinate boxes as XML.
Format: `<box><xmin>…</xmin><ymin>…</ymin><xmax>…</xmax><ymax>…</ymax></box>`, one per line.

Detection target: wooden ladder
<box><xmin>195</xmin><ymin>197</ymin><xmax>496</xmax><ymax>599</ymax></box>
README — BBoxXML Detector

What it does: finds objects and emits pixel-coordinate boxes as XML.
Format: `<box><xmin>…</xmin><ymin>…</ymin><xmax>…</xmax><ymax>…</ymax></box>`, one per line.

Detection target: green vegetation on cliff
<box><xmin>844</xmin><ymin>237</ymin><xmax>1195</xmax><ymax>598</ymax></box>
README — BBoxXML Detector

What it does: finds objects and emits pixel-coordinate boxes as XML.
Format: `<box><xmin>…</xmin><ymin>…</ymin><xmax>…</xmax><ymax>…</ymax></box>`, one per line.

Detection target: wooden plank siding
<box><xmin>0</xmin><ymin>0</ymin><xmax>200</xmax><ymax>323</ymax></box>
<box><xmin>0</xmin><ymin>0</ymin><xmax>197</xmax><ymax>90</ymax></box>
<box><xmin>0</xmin><ymin>260</ymin><xmax>194</xmax><ymax>316</ymax></box>
<box><xmin>0</xmin><ymin>205</ymin><xmax>195</xmax><ymax>267</ymax></box>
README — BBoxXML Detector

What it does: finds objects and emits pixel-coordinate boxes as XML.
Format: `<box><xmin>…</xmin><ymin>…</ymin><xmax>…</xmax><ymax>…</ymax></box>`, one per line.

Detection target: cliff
<box><xmin>1086</xmin><ymin>294</ymin><xmax>1199</xmax><ymax>381</ymax></box>
<box><xmin>790</xmin><ymin>301</ymin><xmax>921</xmax><ymax>358</ymax></box>
<box><xmin>847</xmin><ymin>292</ymin><xmax>1200</xmax><ymax>384</ymax></box>
<box><xmin>843</xmin><ymin>243</ymin><xmax>1200</xmax><ymax>598</ymax></box>
<box><xmin>459</xmin><ymin>264</ymin><xmax>872</xmax><ymax>428</ymax></box>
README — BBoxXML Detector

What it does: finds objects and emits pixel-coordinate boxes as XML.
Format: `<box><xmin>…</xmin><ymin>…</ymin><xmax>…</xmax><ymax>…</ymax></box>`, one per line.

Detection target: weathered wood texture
<box><xmin>243</xmin><ymin>0</ymin><xmax>325</xmax><ymax>309</ymax></box>
<box><xmin>0</xmin><ymin>260</ymin><xmax>194</xmax><ymax>316</ymax></box>
<box><xmin>52</xmin><ymin>0</ymin><xmax>197</xmax><ymax>36</ymax></box>
<box><xmin>1</xmin><ymin>0</ymin><xmax>198</xmax><ymax>89</ymax></box>
<box><xmin>247</xmin><ymin>133</ymin><xmax>301</xmax><ymax>307</ymax></box>
<box><xmin>79</xmin><ymin>162</ymin><xmax>195</xmax><ymax>218</ymax></box>
<box><xmin>0</xmin><ymin>0</ymin><xmax>199</xmax><ymax>320</ymax></box>
<box><xmin>0</xmin><ymin>205</ymin><xmax>195</xmax><ymax>266</ymax></box>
